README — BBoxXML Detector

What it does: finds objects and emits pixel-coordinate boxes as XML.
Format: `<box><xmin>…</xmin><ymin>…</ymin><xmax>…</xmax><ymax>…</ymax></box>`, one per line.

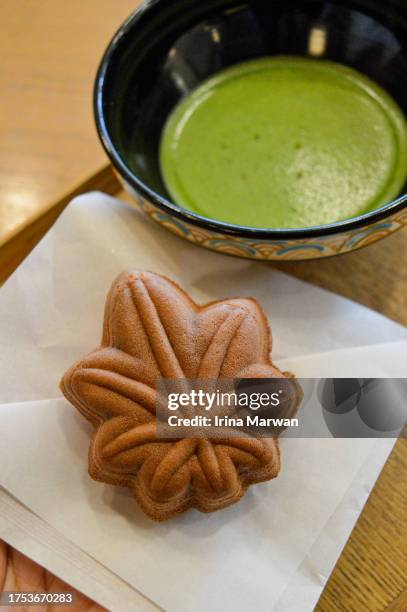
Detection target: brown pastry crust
<box><xmin>61</xmin><ymin>270</ymin><xmax>288</xmax><ymax>521</ymax></box>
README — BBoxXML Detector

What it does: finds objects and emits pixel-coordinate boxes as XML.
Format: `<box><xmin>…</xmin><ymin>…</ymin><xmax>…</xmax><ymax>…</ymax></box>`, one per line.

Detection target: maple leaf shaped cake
<box><xmin>61</xmin><ymin>270</ymin><xmax>295</xmax><ymax>521</ymax></box>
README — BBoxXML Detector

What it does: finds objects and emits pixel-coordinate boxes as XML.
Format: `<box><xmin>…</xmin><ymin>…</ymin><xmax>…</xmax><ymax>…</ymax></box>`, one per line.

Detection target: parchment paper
<box><xmin>0</xmin><ymin>192</ymin><xmax>405</xmax><ymax>611</ymax></box>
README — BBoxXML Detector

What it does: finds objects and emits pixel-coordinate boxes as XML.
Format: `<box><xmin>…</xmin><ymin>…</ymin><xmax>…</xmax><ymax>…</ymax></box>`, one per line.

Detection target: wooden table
<box><xmin>0</xmin><ymin>1</ymin><xmax>406</xmax><ymax>609</ymax></box>
<box><xmin>0</xmin><ymin>0</ymin><xmax>139</xmax><ymax>246</ymax></box>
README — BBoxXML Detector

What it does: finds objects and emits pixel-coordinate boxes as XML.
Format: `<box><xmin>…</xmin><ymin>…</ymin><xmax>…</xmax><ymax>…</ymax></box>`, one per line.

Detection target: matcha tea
<box><xmin>159</xmin><ymin>57</ymin><xmax>407</xmax><ymax>228</ymax></box>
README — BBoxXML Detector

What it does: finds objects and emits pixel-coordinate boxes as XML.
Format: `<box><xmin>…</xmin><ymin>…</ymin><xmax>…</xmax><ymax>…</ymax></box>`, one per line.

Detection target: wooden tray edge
<box><xmin>0</xmin><ymin>164</ymin><xmax>120</xmax><ymax>284</ymax></box>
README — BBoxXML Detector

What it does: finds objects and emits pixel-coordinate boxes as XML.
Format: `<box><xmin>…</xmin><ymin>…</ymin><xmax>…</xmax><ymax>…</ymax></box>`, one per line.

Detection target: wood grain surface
<box><xmin>1</xmin><ymin>164</ymin><xmax>406</xmax><ymax>611</ymax></box>
<box><xmin>272</xmin><ymin>227</ymin><xmax>407</xmax><ymax>327</ymax></box>
<box><xmin>0</xmin><ymin>0</ymin><xmax>140</xmax><ymax>245</ymax></box>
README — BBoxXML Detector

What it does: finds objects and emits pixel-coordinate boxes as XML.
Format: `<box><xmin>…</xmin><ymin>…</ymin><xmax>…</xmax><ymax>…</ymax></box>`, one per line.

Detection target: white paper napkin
<box><xmin>0</xmin><ymin>192</ymin><xmax>405</xmax><ymax>611</ymax></box>
<box><xmin>1</xmin><ymin>193</ymin><xmax>405</xmax><ymax>404</ymax></box>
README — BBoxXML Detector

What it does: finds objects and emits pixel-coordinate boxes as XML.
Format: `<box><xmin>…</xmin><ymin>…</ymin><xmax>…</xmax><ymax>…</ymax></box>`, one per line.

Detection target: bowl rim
<box><xmin>94</xmin><ymin>0</ymin><xmax>407</xmax><ymax>240</ymax></box>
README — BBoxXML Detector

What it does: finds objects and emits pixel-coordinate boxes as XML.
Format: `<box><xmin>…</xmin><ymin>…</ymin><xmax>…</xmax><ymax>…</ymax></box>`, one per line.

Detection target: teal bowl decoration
<box><xmin>94</xmin><ymin>0</ymin><xmax>407</xmax><ymax>261</ymax></box>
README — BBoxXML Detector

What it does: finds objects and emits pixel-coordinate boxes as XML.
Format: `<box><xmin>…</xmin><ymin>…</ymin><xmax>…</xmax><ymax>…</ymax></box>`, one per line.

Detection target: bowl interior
<box><xmin>97</xmin><ymin>0</ymin><xmax>407</xmax><ymax>219</ymax></box>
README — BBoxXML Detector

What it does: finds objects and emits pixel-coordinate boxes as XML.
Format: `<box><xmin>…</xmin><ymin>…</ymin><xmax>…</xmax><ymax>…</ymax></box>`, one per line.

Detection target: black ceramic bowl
<box><xmin>94</xmin><ymin>0</ymin><xmax>407</xmax><ymax>260</ymax></box>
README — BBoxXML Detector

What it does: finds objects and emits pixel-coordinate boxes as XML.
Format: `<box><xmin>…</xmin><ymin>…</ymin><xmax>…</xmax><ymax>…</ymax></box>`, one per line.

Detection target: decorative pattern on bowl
<box><xmin>125</xmin><ymin>187</ymin><xmax>407</xmax><ymax>261</ymax></box>
<box><xmin>95</xmin><ymin>0</ymin><xmax>407</xmax><ymax>262</ymax></box>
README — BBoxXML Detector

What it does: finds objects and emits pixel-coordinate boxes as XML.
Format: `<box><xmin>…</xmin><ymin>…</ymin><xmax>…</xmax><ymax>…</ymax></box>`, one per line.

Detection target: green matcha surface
<box><xmin>159</xmin><ymin>57</ymin><xmax>407</xmax><ymax>228</ymax></box>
